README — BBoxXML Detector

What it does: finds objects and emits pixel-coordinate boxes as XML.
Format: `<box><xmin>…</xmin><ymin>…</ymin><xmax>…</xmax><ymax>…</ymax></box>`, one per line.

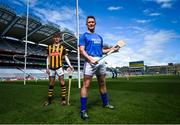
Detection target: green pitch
<box><xmin>0</xmin><ymin>75</ymin><xmax>180</xmax><ymax>124</ymax></box>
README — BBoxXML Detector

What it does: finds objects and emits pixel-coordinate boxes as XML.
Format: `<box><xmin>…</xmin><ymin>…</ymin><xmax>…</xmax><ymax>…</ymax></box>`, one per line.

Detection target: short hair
<box><xmin>53</xmin><ymin>32</ymin><xmax>61</xmax><ymax>38</ymax></box>
<box><xmin>86</xmin><ymin>16</ymin><xmax>96</xmax><ymax>24</ymax></box>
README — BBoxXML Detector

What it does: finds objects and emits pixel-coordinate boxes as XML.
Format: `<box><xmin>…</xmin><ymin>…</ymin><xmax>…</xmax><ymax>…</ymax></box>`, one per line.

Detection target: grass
<box><xmin>0</xmin><ymin>75</ymin><xmax>180</xmax><ymax>124</ymax></box>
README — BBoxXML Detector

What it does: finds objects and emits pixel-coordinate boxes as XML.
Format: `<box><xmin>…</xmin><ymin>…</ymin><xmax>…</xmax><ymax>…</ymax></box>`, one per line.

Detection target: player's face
<box><xmin>53</xmin><ymin>36</ymin><xmax>60</xmax><ymax>44</ymax></box>
<box><xmin>87</xmin><ymin>18</ymin><xmax>96</xmax><ymax>33</ymax></box>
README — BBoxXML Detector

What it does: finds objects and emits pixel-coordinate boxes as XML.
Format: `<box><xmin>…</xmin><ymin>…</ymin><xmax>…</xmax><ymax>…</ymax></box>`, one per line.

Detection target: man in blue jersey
<box><xmin>79</xmin><ymin>16</ymin><xmax>119</xmax><ymax>120</ymax></box>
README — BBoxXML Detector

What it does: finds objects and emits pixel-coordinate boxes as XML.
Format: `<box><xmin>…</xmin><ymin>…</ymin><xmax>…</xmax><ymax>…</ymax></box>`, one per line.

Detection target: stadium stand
<box><xmin>0</xmin><ymin>3</ymin><xmax>179</xmax><ymax>81</ymax></box>
<box><xmin>0</xmin><ymin>3</ymin><xmax>84</xmax><ymax>80</ymax></box>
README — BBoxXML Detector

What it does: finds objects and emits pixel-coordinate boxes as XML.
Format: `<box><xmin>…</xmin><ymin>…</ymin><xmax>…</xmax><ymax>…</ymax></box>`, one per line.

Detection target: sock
<box><xmin>48</xmin><ymin>85</ymin><xmax>54</xmax><ymax>102</ymax></box>
<box><xmin>61</xmin><ymin>84</ymin><xmax>66</xmax><ymax>101</ymax></box>
<box><xmin>80</xmin><ymin>97</ymin><xmax>87</xmax><ymax>111</ymax></box>
<box><xmin>101</xmin><ymin>93</ymin><xmax>109</xmax><ymax>106</ymax></box>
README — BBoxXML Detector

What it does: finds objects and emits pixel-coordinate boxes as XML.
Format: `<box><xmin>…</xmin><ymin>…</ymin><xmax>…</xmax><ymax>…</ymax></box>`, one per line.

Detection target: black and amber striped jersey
<box><xmin>48</xmin><ymin>43</ymin><xmax>67</xmax><ymax>69</ymax></box>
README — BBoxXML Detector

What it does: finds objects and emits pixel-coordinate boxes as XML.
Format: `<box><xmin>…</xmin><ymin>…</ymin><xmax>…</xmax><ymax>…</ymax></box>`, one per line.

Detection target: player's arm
<box><xmin>102</xmin><ymin>48</ymin><xmax>111</xmax><ymax>54</ymax></box>
<box><xmin>102</xmin><ymin>46</ymin><xmax>119</xmax><ymax>54</ymax></box>
<box><xmin>46</xmin><ymin>56</ymin><xmax>49</xmax><ymax>69</ymax></box>
<box><xmin>46</xmin><ymin>46</ymin><xmax>50</xmax><ymax>75</ymax></box>
<box><xmin>46</xmin><ymin>55</ymin><xmax>50</xmax><ymax>75</ymax></box>
<box><xmin>63</xmin><ymin>47</ymin><xmax>74</xmax><ymax>71</ymax></box>
<box><xmin>79</xmin><ymin>46</ymin><xmax>97</xmax><ymax>64</ymax></box>
<box><xmin>65</xmin><ymin>55</ymin><xmax>74</xmax><ymax>71</ymax></box>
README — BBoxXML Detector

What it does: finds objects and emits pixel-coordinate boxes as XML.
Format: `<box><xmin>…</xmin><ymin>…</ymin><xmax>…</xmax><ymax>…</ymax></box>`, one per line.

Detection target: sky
<box><xmin>3</xmin><ymin>0</ymin><xmax>180</xmax><ymax>67</ymax></box>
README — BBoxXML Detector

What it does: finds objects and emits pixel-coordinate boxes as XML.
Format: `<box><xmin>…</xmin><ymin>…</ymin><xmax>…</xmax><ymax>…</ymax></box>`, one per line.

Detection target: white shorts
<box><xmin>49</xmin><ymin>67</ymin><xmax>64</xmax><ymax>77</ymax></box>
<box><xmin>84</xmin><ymin>57</ymin><xmax>106</xmax><ymax>76</ymax></box>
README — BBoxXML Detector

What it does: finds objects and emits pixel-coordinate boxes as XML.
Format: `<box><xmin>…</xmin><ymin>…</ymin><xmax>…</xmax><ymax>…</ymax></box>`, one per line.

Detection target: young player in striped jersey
<box><xmin>44</xmin><ymin>33</ymin><xmax>74</xmax><ymax>106</ymax></box>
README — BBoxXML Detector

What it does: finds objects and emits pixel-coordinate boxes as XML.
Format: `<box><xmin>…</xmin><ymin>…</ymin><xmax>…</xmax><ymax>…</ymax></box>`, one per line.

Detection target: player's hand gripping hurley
<box><xmin>92</xmin><ymin>40</ymin><xmax>125</xmax><ymax>66</ymax></box>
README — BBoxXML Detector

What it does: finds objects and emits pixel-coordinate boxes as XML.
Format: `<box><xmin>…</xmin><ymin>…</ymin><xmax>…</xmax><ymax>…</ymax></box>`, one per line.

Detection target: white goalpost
<box><xmin>76</xmin><ymin>0</ymin><xmax>81</xmax><ymax>88</ymax></box>
<box><xmin>24</xmin><ymin>0</ymin><xmax>29</xmax><ymax>85</ymax></box>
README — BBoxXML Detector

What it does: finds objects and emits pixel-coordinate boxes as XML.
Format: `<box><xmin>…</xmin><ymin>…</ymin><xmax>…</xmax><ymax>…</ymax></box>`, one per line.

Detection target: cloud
<box><xmin>144</xmin><ymin>0</ymin><xmax>175</xmax><ymax>8</ymax></box>
<box><xmin>149</xmin><ymin>12</ymin><xmax>161</xmax><ymax>16</ymax></box>
<box><xmin>155</xmin><ymin>0</ymin><xmax>174</xmax><ymax>8</ymax></box>
<box><xmin>135</xmin><ymin>19</ymin><xmax>151</xmax><ymax>24</ymax></box>
<box><xmin>161</xmin><ymin>2</ymin><xmax>172</xmax><ymax>8</ymax></box>
<box><xmin>144</xmin><ymin>30</ymin><xmax>179</xmax><ymax>45</ymax></box>
<box><xmin>102</xmin><ymin>32</ymin><xmax>129</xmax><ymax>46</ymax></box>
<box><xmin>103</xmin><ymin>33</ymin><xmax>119</xmax><ymax>42</ymax></box>
<box><xmin>104</xmin><ymin>47</ymin><xmax>134</xmax><ymax>67</ymax></box>
<box><xmin>12</xmin><ymin>0</ymin><xmax>24</xmax><ymax>6</ymax></box>
<box><xmin>107</xmin><ymin>6</ymin><xmax>123</xmax><ymax>11</ymax></box>
<box><xmin>29</xmin><ymin>0</ymin><xmax>38</xmax><ymax>7</ymax></box>
<box><xmin>137</xmin><ymin>30</ymin><xmax>179</xmax><ymax>65</ymax></box>
<box><xmin>143</xmin><ymin>9</ymin><xmax>161</xmax><ymax>17</ymax></box>
<box><xmin>32</xmin><ymin>6</ymin><xmax>86</xmax><ymax>32</ymax></box>
<box><xmin>12</xmin><ymin>0</ymin><xmax>38</xmax><ymax>7</ymax></box>
<box><xmin>143</xmin><ymin>9</ymin><xmax>151</xmax><ymax>14</ymax></box>
<box><xmin>33</xmin><ymin>7</ymin><xmax>74</xmax><ymax>22</ymax></box>
<box><xmin>129</xmin><ymin>26</ymin><xmax>146</xmax><ymax>32</ymax></box>
<box><xmin>102</xmin><ymin>29</ymin><xmax>180</xmax><ymax>67</ymax></box>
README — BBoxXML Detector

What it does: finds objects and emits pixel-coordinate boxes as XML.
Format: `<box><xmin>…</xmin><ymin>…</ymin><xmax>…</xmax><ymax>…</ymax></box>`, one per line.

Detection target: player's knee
<box><xmin>100</xmin><ymin>79</ymin><xmax>105</xmax><ymax>85</ymax></box>
<box><xmin>83</xmin><ymin>83</ymin><xmax>90</xmax><ymax>90</ymax></box>
<box><xmin>100</xmin><ymin>84</ymin><xmax>107</xmax><ymax>92</ymax></box>
<box><xmin>49</xmin><ymin>80</ymin><xmax>55</xmax><ymax>85</ymax></box>
<box><xmin>61</xmin><ymin>81</ymin><xmax>65</xmax><ymax>86</ymax></box>
<box><xmin>85</xmin><ymin>84</ymin><xmax>90</xmax><ymax>89</ymax></box>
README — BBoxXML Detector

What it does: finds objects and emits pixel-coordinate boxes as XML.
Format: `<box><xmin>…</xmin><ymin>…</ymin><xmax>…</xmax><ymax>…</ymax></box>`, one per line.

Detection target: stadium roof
<box><xmin>0</xmin><ymin>4</ymin><xmax>77</xmax><ymax>51</ymax></box>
